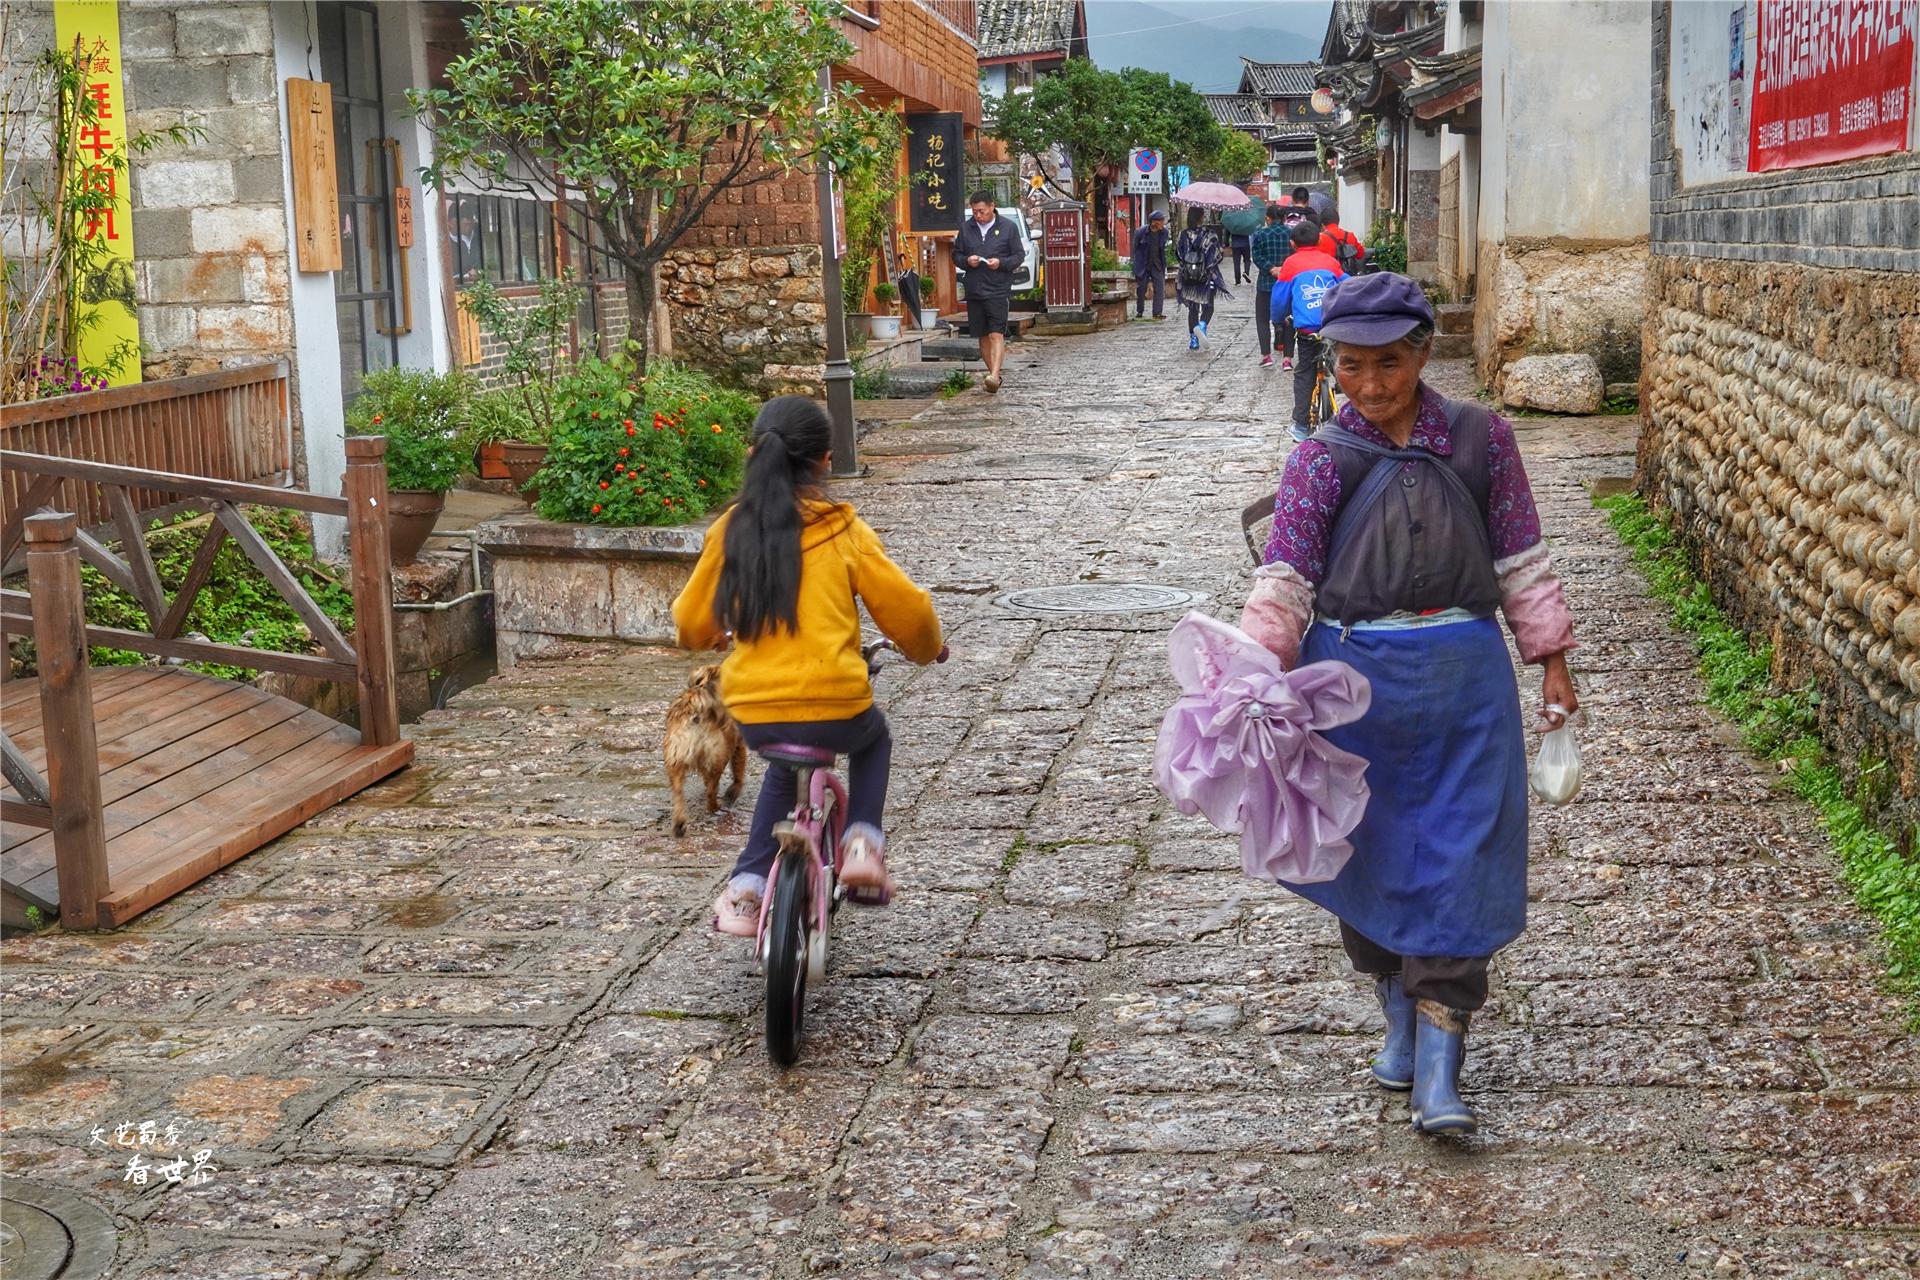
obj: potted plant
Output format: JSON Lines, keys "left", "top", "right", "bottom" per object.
{"left": 346, "top": 368, "right": 471, "bottom": 565}
{"left": 464, "top": 389, "right": 550, "bottom": 502}
{"left": 868, "top": 280, "right": 901, "bottom": 339}
{"left": 457, "top": 277, "right": 581, "bottom": 501}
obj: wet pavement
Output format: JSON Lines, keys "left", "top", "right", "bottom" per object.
{"left": 4, "top": 292, "right": 1917, "bottom": 1279}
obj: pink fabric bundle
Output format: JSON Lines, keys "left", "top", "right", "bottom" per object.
{"left": 1152, "top": 612, "right": 1373, "bottom": 885}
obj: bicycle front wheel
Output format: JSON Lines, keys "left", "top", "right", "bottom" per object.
{"left": 763, "top": 846, "right": 811, "bottom": 1067}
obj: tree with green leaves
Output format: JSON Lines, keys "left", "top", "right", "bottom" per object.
{"left": 989, "top": 59, "right": 1219, "bottom": 214}
{"left": 412, "top": 0, "right": 896, "bottom": 370}
{"left": 1206, "top": 129, "right": 1270, "bottom": 185}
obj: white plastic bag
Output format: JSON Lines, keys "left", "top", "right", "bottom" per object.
{"left": 1529, "top": 705, "right": 1583, "bottom": 805}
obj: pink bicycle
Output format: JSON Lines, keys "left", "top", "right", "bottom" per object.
{"left": 753, "top": 639, "right": 925, "bottom": 1066}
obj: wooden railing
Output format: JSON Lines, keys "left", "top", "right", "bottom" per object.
{"left": 0, "top": 361, "right": 291, "bottom": 534}
{"left": 0, "top": 439, "right": 397, "bottom": 927}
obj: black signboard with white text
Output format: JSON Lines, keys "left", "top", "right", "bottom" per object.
{"left": 906, "top": 112, "right": 964, "bottom": 232}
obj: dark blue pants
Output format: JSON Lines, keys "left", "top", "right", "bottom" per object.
{"left": 731, "top": 708, "right": 891, "bottom": 881}
{"left": 1134, "top": 273, "right": 1164, "bottom": 317}
{"left": 1254, "top": 284, "right": 1285, "bottom": 357}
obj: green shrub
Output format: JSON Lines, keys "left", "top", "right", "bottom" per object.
{"left": 533, "top": 358, "right": 753, "bottom": 526}
{"left": 1367, "top": 211, "right": 1408, "bottom": 276}
{"left": 5, "top": 508, "right": 356, "bottom": 683}
{"left": 1090, "top": 242, "right": 1122, "bottom": 274}
{"left": 345, "top": 368, "right": 471, "bottom": 494}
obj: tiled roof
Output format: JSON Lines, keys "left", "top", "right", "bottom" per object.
{"left": 977, "top": 0, "right": 1079, "bottom": 60}
{"left": 1205, "top": 94, "right": 1269, "bottom": 129}
{"left": 1240, "top": 59, "right": 1319, "bottom": 97}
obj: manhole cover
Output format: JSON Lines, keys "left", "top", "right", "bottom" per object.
{"left": 861, "top": 441, "right": 977, "bottom": 458}
{"left": 1133, "top": 437, "right": 1260, "bottom": 453}
{"left": 994, "top": 583, "right": 1209, "bottom": 616}
{"left": 0, "top": 1183, "right": 115, "bottom": 1280}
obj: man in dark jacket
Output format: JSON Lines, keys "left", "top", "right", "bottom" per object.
{"left": 951, "top": 190, "right": 1025, "bottom": 392}
{"left": 1130, "top": 209, "right": 1168, "bottom": 320}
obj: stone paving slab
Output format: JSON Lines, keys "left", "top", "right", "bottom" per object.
{"left": 4, "top": 295, "right": 1916, "bottom": 1278}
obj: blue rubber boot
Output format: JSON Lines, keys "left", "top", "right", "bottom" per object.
{"left": 1409, "top": 1000, "right": 1476, "bottom": 1135}
{"left": 1188, "top": 332, "right": 1200, "bottom": 350}
{"left": 1371, "top": 975, "right": 1415, "bottom": 1090}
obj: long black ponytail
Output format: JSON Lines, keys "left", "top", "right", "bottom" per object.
{"left": 716, "top": 395, "right": 832, "bottom": 640}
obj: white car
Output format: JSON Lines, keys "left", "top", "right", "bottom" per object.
{"left": 957, "top": 206, "right": 1042, "bottom": 296}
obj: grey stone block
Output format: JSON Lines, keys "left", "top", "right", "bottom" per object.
{"left": 141, "top": 254, "right": 246, "bottom": 304}
{"left": 227, "top": 55, "right": 276, "bottom": 106}
{"left": 127, "top": 59, "right": 231, "bottom": 110}
{"left": 232, "top": 154, "right": 286, "bottom": 204}
{"left": 120, "top": 9, "right": 177, "bottom": 58}
{"left": 130, "top": 207, "right": 195, "bottom": 258}
{"left": 175, "top": 6, "right": 273, "bottom": 57}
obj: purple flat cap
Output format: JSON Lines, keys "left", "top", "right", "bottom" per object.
{"left": 1319, "top": 272, "right": 1435, "bottom": 346}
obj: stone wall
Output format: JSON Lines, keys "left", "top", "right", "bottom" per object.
{"left": 1642, "top": 3, "right": 1920, "bottom": 837}
{"left": 1474, "top": 238, "right": 1649, "bottom": 389}
{"left": 659, "top": 245, "right": 826, "bottom": 396}
{"left": 1, "top": 1, "right": 291, "bottom": 383}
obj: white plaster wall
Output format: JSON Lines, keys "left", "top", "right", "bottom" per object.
{"left": 1478, "top": 0, "right": 1511, "bottom": 245}
{"left": 1408, "top": 124, "right": 1443, "bottom": 170}
{"left": 1338, "top": 176, "right": 1374, "bottom": 241}
{"left": 1498, "top": 0, "right": 1650, "bottom": 240}
{"left": 271, "top": 1, "right": 346, "bottom": 555}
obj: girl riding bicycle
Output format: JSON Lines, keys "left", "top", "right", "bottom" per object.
{"left": 671, "top": 396, "right": 946, "bottom": 937}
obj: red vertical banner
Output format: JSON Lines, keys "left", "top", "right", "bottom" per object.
{"left": 1749, "top": 0, "right": 1918, "bottom": 172}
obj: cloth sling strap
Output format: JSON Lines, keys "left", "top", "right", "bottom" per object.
{"left": 1316, "top": 399, "right": 1496, "bottom": 586}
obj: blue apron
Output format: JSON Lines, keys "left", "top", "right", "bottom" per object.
{"left": 1288, "top": 614, "right": 1528, "bottom": 956}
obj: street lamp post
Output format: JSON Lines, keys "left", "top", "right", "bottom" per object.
{"left": 816, "top": 66, "right": 860, "bottom": 477}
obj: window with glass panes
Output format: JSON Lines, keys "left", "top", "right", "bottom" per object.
{"left": 317, "top": 1, "right": 399, "bottom": 400}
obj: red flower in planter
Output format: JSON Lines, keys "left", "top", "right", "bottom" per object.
{"left": 591, "top": 503, "right": 602, "bottom": 514}
{"left": 618, "top": 447, "right": 630, "bottom": 456}
{"left": 591, "top": 411, "right": 601, "bottom": 419}
{"left": 626, "top": 425, "right": 636, "bottom": 436}
{"left": 599, "top": 481, "right": 610, "bottom": 490}
{"left": 614, "top": 463, "right": 625, "bottom": 473}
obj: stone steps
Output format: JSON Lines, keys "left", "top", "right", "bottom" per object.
{"left": 1433, "top": 332, "right": 1473, "bottom": 360}
{"left": 1435, "top": 302, "right": 1474, "bottom": 335}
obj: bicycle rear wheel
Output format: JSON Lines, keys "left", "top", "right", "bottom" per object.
{"left": 763, "top": 844, "right": 811, "bottom": 1067}
{"left": 1313, "top": 368, "right": 1337, "bottom": 426}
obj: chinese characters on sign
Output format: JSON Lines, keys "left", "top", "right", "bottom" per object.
{"left": 87, "top": 1119, "right": 218, "bottom": 1187}
{"left": 52, "top": 0, "right": 140, "bottom": 386}
{"left": 907, "top": 112, "right": 964, "bottom": 233}
{"left": 1749, "top": 0, "right": 1917, "bottom": 172}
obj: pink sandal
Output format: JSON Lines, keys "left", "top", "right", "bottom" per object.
{"left": 838, "top": 824, "right": 893, "bottom": 907}
{"left": 712, "top": 884, "right": 761, "bottom": 936}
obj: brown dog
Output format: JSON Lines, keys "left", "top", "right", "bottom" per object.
{"left": 664, "top": 664, "right": 746, "bottom": 837}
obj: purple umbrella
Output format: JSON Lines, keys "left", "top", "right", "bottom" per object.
{"left": 1152, "top": 612, "right": 1372, "bottom": 885}
{"left": 1168, "top": 181, "right": 1254, "bottom": 212}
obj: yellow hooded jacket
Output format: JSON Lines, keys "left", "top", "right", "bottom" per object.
{"left": 671, "top": 502, "right": 943, "bottom": 724}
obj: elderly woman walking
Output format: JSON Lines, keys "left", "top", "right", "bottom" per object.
{"left": 1240, "top": 273, "right": 1579, "bottom": 1135}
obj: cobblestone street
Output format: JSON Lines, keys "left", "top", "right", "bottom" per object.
{"left": 4, "top": 295, "right": 1917, "bottom": 1279}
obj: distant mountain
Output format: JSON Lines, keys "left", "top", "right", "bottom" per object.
{"left": 1083, "top": 0, "right": 1331, "bottom": 92}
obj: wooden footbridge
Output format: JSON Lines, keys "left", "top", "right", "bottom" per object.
{"left": 1, "top": 364, "right": 413, "bottom": 928}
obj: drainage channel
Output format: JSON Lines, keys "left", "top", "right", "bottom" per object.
{"left": 1, "top": 1183, "right": 116, "bottom": 1280}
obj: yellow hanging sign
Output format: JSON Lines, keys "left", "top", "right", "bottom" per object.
{"left": 53, "top": 0, "right": 141, "bottom": 387}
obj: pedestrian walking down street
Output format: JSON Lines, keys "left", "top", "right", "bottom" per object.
{"left": 950, "top": 191, "right": 1025, "bottom": 393}
{"left": 1270, "top": 222, "right": 1346, "bottom": 441}
{"left": 1175, "top": 209, "right": 1230, "bottom": 350}
{"left": 1250, "top": 202, "right": 1293, "bottom": 368}
{"left": 671, "top": 398, "right": 947, "bottom": 937}
{"left": 1240, "top": 273, "right": 1580, "bottom": 1137}
{"left": 1229, "top": 224, "right": 1253, "bottom": 285}
{"left": 1131, "top": 210, "right": 1168, "bottom": 320}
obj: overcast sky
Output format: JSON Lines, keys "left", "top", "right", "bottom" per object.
{"left": 1082, "top": 1, "right": 1333, "bottom": 93}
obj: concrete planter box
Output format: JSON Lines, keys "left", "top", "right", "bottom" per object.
{"left": 474, "top": 512, "right": 713, "bottom": 667}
